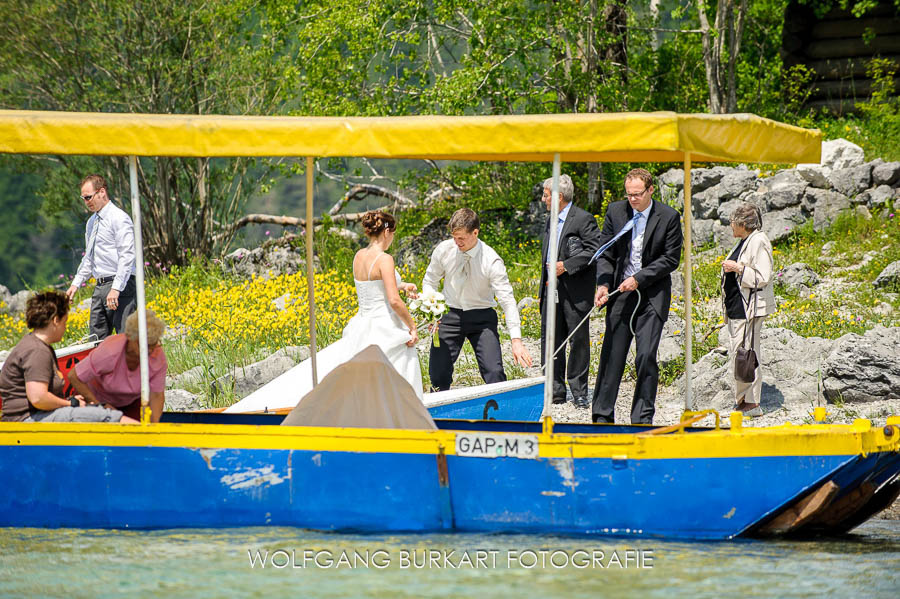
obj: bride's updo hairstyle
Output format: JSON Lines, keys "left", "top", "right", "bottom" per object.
{"left": 361, "top": 210, "right": 396, "bottom": 238}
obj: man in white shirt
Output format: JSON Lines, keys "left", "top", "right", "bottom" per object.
{"left": 65, "top": 175, "right": 137, "bottom": 340}
{"left": 422, "top": 208, "right": 532, "bottom": 391}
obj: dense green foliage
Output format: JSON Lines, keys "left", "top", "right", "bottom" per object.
{"left": 0, "top": 0, "right": 898, "bottom": 292}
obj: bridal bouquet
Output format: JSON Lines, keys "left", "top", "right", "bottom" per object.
{"left": 408, "top": 288, "right": 447, "bottom": 346}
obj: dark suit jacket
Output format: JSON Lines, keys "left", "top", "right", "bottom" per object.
{"left": 539, "top": 203, "right": 602, "bottom": 314}
{"left": 595, "top": 199, "right": 683, "bottom": 321}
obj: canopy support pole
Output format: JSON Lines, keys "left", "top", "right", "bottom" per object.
{"left": 682, "top": 153, "right": 693, "bottom": 412}
{"left": 306, "top": 156, "right": 318, "bottom": 388}
{"left": 128, "top": 156, "right": 151, "bottom": 424}
{"left": 541, "top": 154, "right": 561, "bottom": 434}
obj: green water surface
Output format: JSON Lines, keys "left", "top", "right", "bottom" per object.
{"left": 1, "top": 521, "right": 898, "bottom": 598}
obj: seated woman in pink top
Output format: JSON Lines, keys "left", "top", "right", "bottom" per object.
{"left": 68, "top": 310, "right": 168, "bottom": 422}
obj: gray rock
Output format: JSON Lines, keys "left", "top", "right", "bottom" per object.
{"left": 719, "top": 171, "right": 758, "bottom": 199}
{"left": 272, "top": 293, "right": 291, "bottom": 311}
{"left": 873, "top": 302, "right": 894, "bottom": 316}
{"left": 764, "top": 206, "right": 805, "bottom": 242}
{"left": 671, "top": 269, "right": 684, "bottom": 297}
{"left": 517, "top": 296, "right": 538, "bottom": 312}
{"left": 795, "top": 164, "right": 831, "bottom": 188}
{"left": 691, "top": 187, "right": 720, "bottom": 219}
{"left": 394, "top": 216, "right": 448, "bottom": 269}
{"left": 776, "top": 263, "right": 819, "bottom": 295}
{"left": 872, "top": 161, "right": 900, "bottom": 186}
{"left": 717, "top": 198, "right": 744, "bottom": 225}
{"left": 76, "top": 298, "right": 92, "bottom": 313}
{"left": 657, "top": 314, "right": 686, "bottom": 367}
{"left": 822, "top": 241, "right": 835, "bottom": 254}
{"left": 855, "top": 205, "right": 872, "bottom": 220}
{"left": 7, "top": 290, "right": 32, "bottom": 314}
{"left": 165, "top": 389, "right": 204, "bottom": 412}
{"left": 167, "top": 365, "right": 206, "bottom": 390}
{"left": 684, "top": 327, "right": 834, "bottom": 413}
{"left": 211, "top": 345, "right": 310, "bottom": 399}
{"left": 759, "top": 170, "right": 807, "bottom": 210}
{"left": 820, "top": 138, "right": 865, "bottom": 172}
{"left": 874, "top": 260, "right": 900, "bottom": 290}
{"left": 0, "top": 349, "right": 9, "bottom": 364}
{"left": 222, "top": 244, "right": 309, "bottom": 279}
{"left": 823, "top": 326, "right": 900, "bottom": 403}
{"left": 690, "top": 167, "right": 730, "bottom": 192}
{"left": 867, "top": 184, "right": 895, "bottom": 208}
{"left": 690, "top": 218, "right": 718, "bottom": 246}
{"left": 828, "top": 164, "right": 872, "bottom": 197}
{"left": 811, "top": 190, "right": 852, "bottom": 231}
{"left": 658, "top": 169, "right": 683, "bottom": 203}
{"left": 0, "top": 284, "right": 11, "bottom": 311}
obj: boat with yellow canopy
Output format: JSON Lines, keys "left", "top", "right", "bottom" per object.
{"left": 0, "top": 110, "right": 897, "bottom": 538}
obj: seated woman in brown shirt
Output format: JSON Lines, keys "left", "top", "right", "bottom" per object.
{"left": 0, "top": 290, "right": 136, "bottom": 423}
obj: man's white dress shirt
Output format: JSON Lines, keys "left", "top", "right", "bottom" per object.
{"left": 423, "top": 239, "right": 522, "bottom": 339}
{"left": 72, "top": 201, "right": 137, "bottom": 292}
{"left": 623, "top": 202, "right": 653, "bottom": 279}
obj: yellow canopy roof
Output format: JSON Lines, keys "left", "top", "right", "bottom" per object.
{"left": 0, "top": 110, "right": 820, "bottom": 164}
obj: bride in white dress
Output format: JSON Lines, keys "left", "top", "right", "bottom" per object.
{"left": 225, "top": 211, "right": 423, "bottom": 413}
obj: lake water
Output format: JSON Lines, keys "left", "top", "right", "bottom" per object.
{"left": 2, "top": 521, "right": 899, "bottom": 598}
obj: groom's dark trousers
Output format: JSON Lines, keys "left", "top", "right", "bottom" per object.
{"left": 429, "top": 307, "right": 505, "bottom": 391}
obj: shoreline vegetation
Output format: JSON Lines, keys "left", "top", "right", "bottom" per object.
{"left": 2, "top": 191, "right": 897, "bottom": 421}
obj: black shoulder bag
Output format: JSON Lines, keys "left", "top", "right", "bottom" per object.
{"left": 734, "top": 267, "right": 760, "bottom": 384}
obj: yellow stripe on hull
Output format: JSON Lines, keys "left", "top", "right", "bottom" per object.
{"left": 0, "top": 420, "right": 897, "bottom": 460}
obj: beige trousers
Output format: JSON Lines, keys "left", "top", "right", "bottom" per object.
{"left": 726, "top": 316, "right": 765, "bottom": 406}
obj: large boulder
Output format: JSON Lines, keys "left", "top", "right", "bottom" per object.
{"left": 0, "top": 284, "right": 12, "bottom": 311}
{"left": 822, "top": 326, "right": 900, "bottom": 403}
{"left": 165, "top": 389, "right": 204, "bottom": 412}
{"left": 223, "top": 244, "right": 309, "bottom": 279}
{"left": 828, "top": 164, "right": 873, "bottom": 198}
{"left": 683, "top": 327, "right": 834, "bottom": 413}
{"left": 872, "top": 161, "right": 900, "bottom": 186}
{"left": 776, "top": 263, "right": 819, "bottom": 295}
{"left": 863, "top": 184, "right": 895, "bottom": 208}
{"left": 810, "top": 189, "right": 852, "bottom": 231}
{"left": 763, "top": 206, "right": 805, "bottom": 242}
{"left": 6, "top": 290, "right": 32, "bottom": 315}
{"left": 795, "top": 164, "right": 831, "bottom": 189}
{"left": 211, "top": 345, "right": 310, "bottom": 399}
{"left": 874, "top": 260, "right": 900, "bottom": 290}
{"left": 758, "top": 170, "right": 807, "bottom": 210}
{"left": 820, "top": 138, "right": 865, "bottom": 172}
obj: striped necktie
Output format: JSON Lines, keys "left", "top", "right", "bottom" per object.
{"left": 589, "top": 211, "right": 642, "bottom": 264}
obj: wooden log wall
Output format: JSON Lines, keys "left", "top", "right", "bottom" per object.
{"left": 782, "top": 0, "right": 900, "bottom": 114}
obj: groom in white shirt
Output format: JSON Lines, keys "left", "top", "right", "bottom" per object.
{"left": 422, "top": 208, "right": 532, "bottom": 391}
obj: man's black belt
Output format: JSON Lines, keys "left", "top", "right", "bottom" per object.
{"left": 96, "top": 275, "right": 124, "bottom": 285}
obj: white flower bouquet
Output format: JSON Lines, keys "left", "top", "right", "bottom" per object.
{"left": 408, "top": 288, "right": 447, "bottom": 346}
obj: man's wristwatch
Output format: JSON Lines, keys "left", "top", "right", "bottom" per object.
{"left": 68, "top": 396, "right": 79, "bottom": 407}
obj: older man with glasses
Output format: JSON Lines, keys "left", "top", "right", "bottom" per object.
{"left": 591, "top": 168, "right": 683, "bottom": 425}
{"left": 66, "top": 174, "right": 137, "bottom": 340}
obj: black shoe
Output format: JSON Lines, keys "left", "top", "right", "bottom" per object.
{"left": 552, "top": 397, "right": 567, "bottom": 404}
{"left": 573, "top": 396, "right": 590, "bottom": 409}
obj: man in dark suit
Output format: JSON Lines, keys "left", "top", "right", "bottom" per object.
{"left": 592, "top": 168, "right": 683, "bottom": 424}
{"left": 539, "top": 174, "right": 602, "bottom": 408}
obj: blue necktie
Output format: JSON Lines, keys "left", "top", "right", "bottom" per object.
{"left": 589, "top": 212, "right": 641, "bottom": 264}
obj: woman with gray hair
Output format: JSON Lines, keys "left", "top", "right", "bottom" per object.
{"left": 721, "top": 202, "right": 776, "bottom": 417}
{"left": 68, "top": 310, "right": 168, "bottom": 422}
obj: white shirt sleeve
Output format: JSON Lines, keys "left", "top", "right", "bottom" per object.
{"left": 112, "top": 213, "right": 137, "bottom": 291}
{"left": 422, "top": 243, "right": 446, "bottom": 295}
{"left": 487, "top": 255, "right": 522, "bottom": 339}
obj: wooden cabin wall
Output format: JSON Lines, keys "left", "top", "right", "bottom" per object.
{"left": 782, "top": 0, "right": 900, "bottom": 114}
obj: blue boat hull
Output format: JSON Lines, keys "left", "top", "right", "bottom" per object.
{"left": 0, "top": 443, "right": 858, "bottom": 539}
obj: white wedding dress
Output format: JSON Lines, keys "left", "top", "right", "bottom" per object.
{"left": 225, "top": 257, "right": 423, "bottom": 413}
